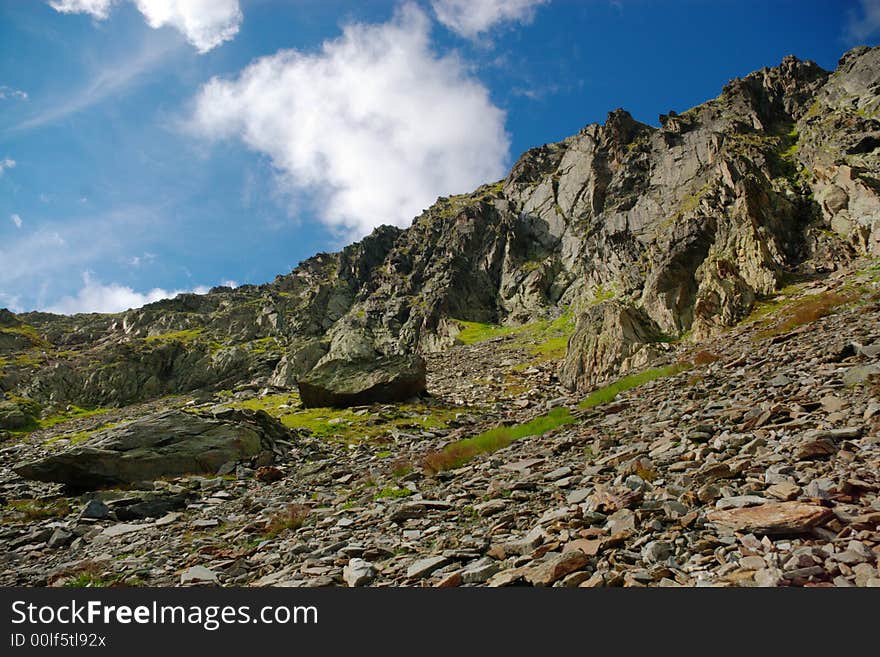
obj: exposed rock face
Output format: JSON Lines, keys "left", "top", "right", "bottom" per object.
{"left": 1, "top": 47, "right": 878, "bottom": 409}
{"left": 560, "top": 302, "right": 667, "bottom": 391}
{"left": 297, "top": 355, "right": 427, "bottom": 408}
{"left": 12, "top": 408, "right": 291, "bottom": 489}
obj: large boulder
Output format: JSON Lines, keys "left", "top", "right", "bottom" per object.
{"left": 0, "top": 398, "right": 39, "bottom": 431}
{"left": 297, "top": 355, "right": 427, "bottom": 408}
{"left": 13, "top": 408, "right": 290, "bottom": 489}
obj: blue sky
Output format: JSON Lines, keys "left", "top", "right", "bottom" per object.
{"left": 1, "top": 0, "right": 878, "bottom": 314}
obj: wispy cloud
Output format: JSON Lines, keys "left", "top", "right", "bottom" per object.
{"left": 846, "top": 0, "right": 880, "bottom": 42}
{"left": 11, "top": 38, "right": 177, "bottom": 132}
{"left": 10, "top": 214, "right": 23, "bottom": 229}
{"left": 0, "top": 158, "right": 15, "bottom": 175}
{"left": 0, "top": 86, "right": 28, "bottom": 101}
{"left": 0, "top": 205, "right": 160, "bottom": 291}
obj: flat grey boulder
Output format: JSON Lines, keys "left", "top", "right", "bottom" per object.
{"left": 296, "top": 354, "right": 427, "bottom": 408}
{"left": 13, "top": 408, "right": 289, "bottom": 489}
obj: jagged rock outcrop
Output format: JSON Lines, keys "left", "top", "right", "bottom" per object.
{"left": 12, "top": 408, "right": 291, "bottom": 489}
{"left": 1, "top": 46, "right": 879, "bottom": 409}
{"left": 560, "top": 302, "right": 668, "bottom": 390}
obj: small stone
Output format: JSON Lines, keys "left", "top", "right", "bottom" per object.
{"left": 739, "top": 556, "right": 766, "bottom": 571}
{"left": 606, "top": 508, "right": 636, "bottom": 534}
{"left": 80, "top": 499, "right": 112, "bottom": 520}
{"left": 820, "top": 395, "right": 846, "bottom": 412}
{"left": 434, "top": 571, "right": 462, "bottom": 588}
{"left": 98, "top": 523, "right": 146, "bottom": 539}
{"left": 804, "top": 479, "right": 836, "bottom": 499}
{"left": 343, "top": 558, "right": 375, "bottom": 587}
{"left": 192, "top": 518, "right": 219, "bottom": 528}
{"left": 715, "top": 495, "right": 769, "bottom": 510}
{"left": 641, "top": 540, "right": 673, "bottom": 564}
{"left": 487, "top": 566, "right": 530, "bottom": 587}
{"left": 765, "top": 482, "right": 801, "bottom": 501}
{"left": 560, "top": 570, "right": 594, "bottom": 587}
{"left": 155, "top": 512, "right": 182, "bottom": 527}
{"left": 563, "top": 539, "right": 602, "bottom": 557}
{"left": 754, "top": 567, "right": 784, "bottom": 587}
{"left": 579, "top": 572, "right": 605, "bottom": 588}
{"left": 794, "top": 438, "right": 837, "bottom": 460}
{"left": 566, "top": 488, "right": 592, "bottom": 505}
{"left": 768, "top": 374, "right": 791, "bottom": 387}
{"left": 833, "top": 550, "right": 867, "bottom": 565}
{"left": 545, "top": 466, "right": 573, "bottom": 481}
{"left": 407, "top": 555, "right": 450, "bottom": 580}
{"left": 47, "top": 528, "right": 74, "bottom": 549}
{"left": 180, "top": 565, "right": 218, "bottom": 586}
{"left": 843, "top": 363, "right": 880, "bottom": 386}
{"left": 460, "top": 558, "right": 499, "bottom": 584}
{"left": 526, "top": 551, "right": 590, "bottom": 586}
{"left": 474, "top": 500, "right": 506, "bottom": 517}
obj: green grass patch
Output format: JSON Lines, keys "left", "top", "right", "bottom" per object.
{"left": 4, "top": 498, "right": 71, "bottom": 523}
{"left": 63, "top": 573, "right": 119, "bottom": 588}
{"left": 454, "top": 320, "right": 518, "bottom": 344}
{"left": 579, "top": 362, "right": 693, "bottom": 410}
{"left": 374, "top": 487, "right": 413, "bottom": 500}
{"left": 228, "top": 393, "right": 462, "bottom": 443}
{"left": 46, "top": 421, "right": 119, "bottom": 446}
{"left": 453, "top": 311, "right": 576, "bottom": 362}
{"left": 144, "top": 328, "right": 204, "bottom": 345}
{"left": 247, "top": 336, "right": 280, "bottom": 354}
{"left": 40, "top": 406, "right": 109, "bottom": 430}
{"left": 0, "top": 325, "right": 51, "bottom": 348}
{"left": 422, "top": 406, "right": 575, "bottom": 473}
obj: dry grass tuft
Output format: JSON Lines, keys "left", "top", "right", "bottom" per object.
{"left": 758, "top": 290, "right": 854, "bottom": 338}
{"left": 692, "top": 350, "right": 721, "bottom": 365}
{"left": 263, "top": 504, "right": 310, "bottom": 537}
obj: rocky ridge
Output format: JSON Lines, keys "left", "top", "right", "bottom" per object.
{"left": 1, "top": 47, "right": 878, "bottom": 420}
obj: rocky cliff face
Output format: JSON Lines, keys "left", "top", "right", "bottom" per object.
{"left": 2, "top": 47, "right": 879, "bottom": 418}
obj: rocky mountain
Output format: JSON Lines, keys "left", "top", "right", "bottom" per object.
{"left": 0, "top": 47, "right": 878, "bottom": 588}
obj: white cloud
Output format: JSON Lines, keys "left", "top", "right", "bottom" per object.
{"left": 134, "top": 0, "right": 242, "bottom": 54}
{"left": 47, "top": 0, "right": 241, "bottom": 53}
{"left": 847, "top": 0, "right": 880, "bottom": 42}
{"left": 127, "top": 252, "right": 157, "bottom": 267}
{"left": 190, "top": 4, "right": 509, "bottom": 237}
{"left": 46, "top": 272, "right": 209, "bottom": 314}
{"left": 0, "top": 86, "right": 28, "bottom": 101}
{"left": 49, "top": 0, "right": 117, "bottom": 20}
{"left": 10, "top": 214, "right": 23, "bottom": 229}
{"left": 0, "top": 158, "right": 15, "bottom": 175}
{"left": 431, "top": 0, "right": 549, "bottom": 39}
